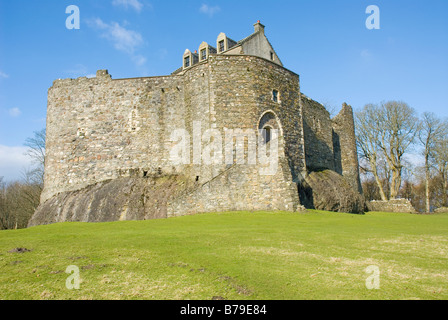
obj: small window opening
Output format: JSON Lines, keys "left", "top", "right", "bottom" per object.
{"left": 195, "top": 176, "right": 200, "bottom": 182}
{"left": 184, "top": 56, "right": 190, "bottom": 68}
{"left": 263, "top": 127, "right": 272, "bottom": 144}
{"left": 272, "top": 90, "right": 279, "bottom": 103}
{"left": 218, "top": 40, "right": 225, "bottom": 52}
{"left": 270, "top": 51, "right": 274, "bottom": 61}
{"left": 143, "top": 171, "right": 148, "bottom": 177}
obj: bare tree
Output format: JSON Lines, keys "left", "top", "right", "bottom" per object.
{"left": 0, "top": 177, "right": 6, "bottom": 228}
{"left": 432, "top": 132, "right": 448, "bottom": 207}
{"left": 0, "top": 172, "right": 42, "bottom": 230}
{"left": 355, "top": 101, "right": 419, "bottom": 200}
{"left": 24, "top": 128, "right": 46, "bottom": 186}
{"left": 355, "top": 104, "right": 388, "bottom": 200}
{"left": 378, "top": 101, "right": 419, "bottom": 199}
{"left": 418, "top": 113, "right": 448, "bottom": 212}
{"left": 0, "top": 129, "right": 46, "bottom": 229}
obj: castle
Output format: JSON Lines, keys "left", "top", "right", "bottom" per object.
{"left": 28, "top": 22, "right": 364, "bottom": 226}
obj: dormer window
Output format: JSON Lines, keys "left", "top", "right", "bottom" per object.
{"left": 198, "top": 42, "right": 216, "bottom": 63}
{"left": 218, "top": 40, "right": 225, "bottom": 52}
{"left": 184, "top": 56, "right": 190, "bottom": 68}
{"left": 200, "top": 48, "right": 207, "bottom": 60}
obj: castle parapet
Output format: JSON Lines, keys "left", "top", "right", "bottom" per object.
{"left": 96, "top": 69, "right": 112, "bottom": 80}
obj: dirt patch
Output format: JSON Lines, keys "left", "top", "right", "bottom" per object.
{"left": 8, "top": 248, "right": 31, "bottom": 253}
{"left": 68, "top": 256, "right": 88, "bottom": 260}
{"left": 81, "top": 264, "right": 96, "bottom": 270}
{"left": 168, "top": 262, "right": 189, "bottom": 268}
{"left": 219, "top": 275, "right": 253, "bottom": 296}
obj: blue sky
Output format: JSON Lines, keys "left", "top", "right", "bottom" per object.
{"left": 0, "top": 0, "right": 447, "bottom": 181}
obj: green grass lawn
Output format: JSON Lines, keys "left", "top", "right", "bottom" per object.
{"left": 0, "top": 210, "right": 447, "bottom": 300}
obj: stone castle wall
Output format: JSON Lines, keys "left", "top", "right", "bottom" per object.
{"left": 367, "top": 199, "right": 417, "bottom": 213}
{"left": 40, "top": 55, "right": 307, "bottom": 220}
{"left": 32, "top": 51, "right": 365, "bottom": 226}
{"left": 331, "top": 103, "right": 363, "bottom": 194}
{"left": 300, "top": 95, "right": 335, "bottom": 172}
{"left": 42, "top": 70, "right": 186, "bottom": 203}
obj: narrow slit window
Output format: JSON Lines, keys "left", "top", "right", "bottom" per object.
{"left": 272, "top": 90, "right": 279, "bottom": 103}
{"left": 263, "top": 127, "right": 272, "bottom": 144}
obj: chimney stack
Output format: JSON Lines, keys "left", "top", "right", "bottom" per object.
{"left": 254, "top": 20, "right": 265, "bottom": 34}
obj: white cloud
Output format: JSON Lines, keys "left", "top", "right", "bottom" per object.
{"left": 0, "top": 71, "right": 9, "bottom": 78}
{"left": 90, "top": 18, "right": 143, "bottom": 55}
{"left": 8, "top": 107, "right": 21, "bottom": 117}
{"left": 361, "top": 49, "right": 372, "bottom": 60}
{"left": 199, "top": 4, "right": 221, "bottom": 18}
{"left": 88, "top": 18, "right": 147, "bottom": 67}
{"left": 112, "top": 0, "right": 144, "bottom": 13}
{"left": 0, "top": 145, "right": 33, "bottom": 182}
{"left": 132, "top": 54, "right": 147, "bottom": 66}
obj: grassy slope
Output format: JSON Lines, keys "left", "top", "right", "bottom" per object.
{"left": 0, "top": 210, "right": 447, "bottom": 300}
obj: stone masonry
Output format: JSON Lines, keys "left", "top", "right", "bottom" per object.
{"left": 28, "top": 22, "right": 364, "bottom": 226}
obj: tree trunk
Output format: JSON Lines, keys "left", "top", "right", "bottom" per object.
{"left": 425, "top": 154, "right": 431, "bottom": 213}
{"left": 372, "top": 166, "right": 387, "bottom": 201}
{"left": 368, "top": 154, "right": 387, "bottom": 201}
{"left": 390, "top": 166, "right": 402, "bottom": 200}
{"left": 442, "top": 169, "right": 448, "bottom": 207}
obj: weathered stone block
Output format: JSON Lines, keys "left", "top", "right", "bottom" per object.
{"left": 367, "top": 199, "right": 417, "bottom": 213}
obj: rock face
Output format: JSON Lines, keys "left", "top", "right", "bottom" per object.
{"left": 300, "top": 170, "right": 365, "bottom": 214}
{"left": 28, "top": 175, "right": 195, "bottom": 227}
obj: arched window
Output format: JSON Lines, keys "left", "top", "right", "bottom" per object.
{"left": 258, "top": 111, "right": 282, "bottom": 144}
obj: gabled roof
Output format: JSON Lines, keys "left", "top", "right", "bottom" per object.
{"left": 177, "top": 22, "right": 283, "bottom": 72}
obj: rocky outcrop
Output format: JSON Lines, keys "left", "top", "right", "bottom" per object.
{"left": 28, "top": 175, "right": 195, "bottom": 227}
{"left": 299, "top": 170, "right": 365, "bottom": 214}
